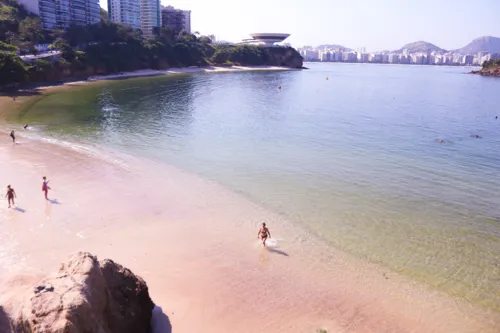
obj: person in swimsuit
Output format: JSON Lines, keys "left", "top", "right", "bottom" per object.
{"left": 10, "top": 130, "right": 15, "bottom": 143}
{"left": 42, "top": 176, "right": 50, "bottom": 200}
{"left": 5, "top": 185, "right": 16, "bottom": 208}
{"left": 257, "top": 223, "right": 271, "bottom": 247}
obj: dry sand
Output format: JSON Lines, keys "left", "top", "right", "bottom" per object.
{"left": 0, "top": 130, "right": 499, "bottom": 333}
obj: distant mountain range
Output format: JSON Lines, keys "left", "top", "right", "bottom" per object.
{"left": 315, "top": 36, "right": 500, "bottom": 54}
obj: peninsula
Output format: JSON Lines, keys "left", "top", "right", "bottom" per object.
{"left": 0, "top": 1, "right": 303, "bottom": 89}
{"left": 471, "top": 59, "right": 500, "bottom": 77}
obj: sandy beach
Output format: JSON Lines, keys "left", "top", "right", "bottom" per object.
{"left": 0, "top": 127, "right": 499, "bottom": 333}
{"left": 1, "top": 68, "right": 500, "bottom": 332}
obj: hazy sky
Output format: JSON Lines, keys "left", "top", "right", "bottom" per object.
{"left": 99, "top": 0, "right": 500, "bottom": 51}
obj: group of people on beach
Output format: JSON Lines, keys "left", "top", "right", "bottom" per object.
{"left": 6, "top": 127, "right": 49, "bottom": 208}
{"left": 5, "top": 177, "right": 50, "bottom": 208}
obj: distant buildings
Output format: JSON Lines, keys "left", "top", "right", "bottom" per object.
{"left": 298, "top": 45, "right": 494, "bottom": 67}
{"left": 108, "top": 0, "right": 141, "bottom": 29}
{"left": 161, "top": 5, "right": 191, "bottom": 34}
{"left": 18, "top": 0, "right": 100, "bottom": 29}
{"left": 141, "top": 0, "right": 161, "bottom": 37}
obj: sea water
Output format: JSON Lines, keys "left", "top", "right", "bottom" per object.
{"left": 12, "top": 63, "right": 500, "bottom": 311}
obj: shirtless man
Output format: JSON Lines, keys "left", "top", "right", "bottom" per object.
{"left": 257, "top": 223, "right": 271, "bottom": 247}
{"left": 5, "top": 185, "right": 16, "bottom": 208}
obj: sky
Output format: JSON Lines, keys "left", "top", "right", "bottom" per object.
{"left": 99, "top": 0, "right": 500, "bottom": 51}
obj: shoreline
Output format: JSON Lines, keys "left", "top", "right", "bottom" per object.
{"left": 0, "top": 65, "right": 294, "bottom": 121}
{"left": 0, "top": 131, "right": 499, "bottom": 332}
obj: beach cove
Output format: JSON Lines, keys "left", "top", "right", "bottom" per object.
{"left": 1, "top": 63, "right": 500, "bottom": 332}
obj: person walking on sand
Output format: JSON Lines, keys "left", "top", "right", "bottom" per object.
{"left": 42, "top": 176, "right": 50, "bottom": 200}
{"left": 10, "top": 130, "right": 15, "bottom": 143}
{"left": 5, "top": 185, "right": 16, "bottom": 208}
{"left": 257, "top": 223, "right": 271, "bottom": 247}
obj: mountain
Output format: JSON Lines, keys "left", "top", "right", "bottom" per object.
{"left": 316, "top": 44, "right": 351, "bottom": 51}
{"left": 394, "top": 41, "right": 446, "bottom": 53}
{"left": 455, "top": 36, "right": 500, "bottom": 54}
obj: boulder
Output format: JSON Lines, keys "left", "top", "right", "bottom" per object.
{"left": 0, "top": 252, "right": 154, "bottom": 333}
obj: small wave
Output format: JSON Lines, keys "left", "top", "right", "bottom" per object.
{"left": 12, "top": 129, "right": 131, "bottom": 172}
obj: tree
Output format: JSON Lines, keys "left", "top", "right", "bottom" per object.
{"left": 0, "top": 51, "right": 28, "bottom": 86}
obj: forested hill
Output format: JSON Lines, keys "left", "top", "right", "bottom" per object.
{"left": 0, "top": 1, "right": 303, "bottom": 88}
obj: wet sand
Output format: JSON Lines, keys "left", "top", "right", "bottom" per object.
{"left": 0, "top": 132, "right": 499, "bottom": 332}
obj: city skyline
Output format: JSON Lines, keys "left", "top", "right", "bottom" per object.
{"left": 96, "top": 0, "right": 500, "bottom": 49}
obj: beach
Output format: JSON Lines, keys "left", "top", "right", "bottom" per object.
{"left": 1, "top": 65, "right": 500, "bottom": 332}
{"left": 0, "top": 130, "right": 499, "bottom": 332}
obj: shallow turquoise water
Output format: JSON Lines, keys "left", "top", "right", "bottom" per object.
{"left": 12, "top": 63, "right": 500, "bottom": 310}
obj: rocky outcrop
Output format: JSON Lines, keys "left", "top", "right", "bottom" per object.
{"left": 471, "top": 66, "right": 500, "bottom": 77}
{"left": 0, "top": 252, "right": 154, "bottom": 333}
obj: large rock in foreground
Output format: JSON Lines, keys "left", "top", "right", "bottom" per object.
{"left": 0, "top": 252, "right": 154, "bottom": 333}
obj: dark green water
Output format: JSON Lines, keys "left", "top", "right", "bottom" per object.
{"left": 9, "top": 64, "right": 500, "bottom": 311}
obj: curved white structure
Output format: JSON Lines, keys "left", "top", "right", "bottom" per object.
{"left": 240, "top": 33, "right": 291, "bottom": 46}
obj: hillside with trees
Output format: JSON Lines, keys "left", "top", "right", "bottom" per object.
{"left": 455, "top": 36, "right": 500, "bottom": 55}
{"left": 0, "top": 1, "right": 303, "bottom": 88}
{"left": 393, "top": 41, "right": 446, "bottom": 53}
{"left": 471, "top": 58, "right": 500, "bottom": 77}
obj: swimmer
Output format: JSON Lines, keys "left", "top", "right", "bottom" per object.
{"left": 24, "top": 124, "right": 28, "bottom": 129}
{"left": 438, "top": 139, "right": 445, "bottom": 143}
{"left": 9, "top": 130, "right": 15, "bottom": 143}
{"left": 277, "top": 84, "right": 281, "bottom": 90}
{"left": 257, "top": 223, "right": 271, "bottom": 247}
{"left": 496, "top": 116, "right": 498, "bottom": 119}
{"left": 5, "top": 185, "right": 16, "bottom": 208}
{"left": 472, "top": 135, "right": 482, "bottom": 139}
{"left": 42, "top": 176, "right": 50, "bottom": 200}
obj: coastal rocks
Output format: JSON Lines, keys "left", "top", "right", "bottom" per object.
{"left": 0, "top": 252, "right": 154, "bottom": 333}
{"left": 471, "top": 66, "right": 500, "bottom": 77}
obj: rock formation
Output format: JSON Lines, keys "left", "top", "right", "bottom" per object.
{"left": 0, "top": 252, "right": 154, "bottom": 333}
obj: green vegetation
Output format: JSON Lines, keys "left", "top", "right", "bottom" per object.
{"left": 482, "top": 59, "right": 500, "bottom": 69}
{"left": 0, "top": 1, "right": 302, "bottom": 88}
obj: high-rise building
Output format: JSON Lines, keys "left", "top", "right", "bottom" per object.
{"left": 18, "top": 0, "right": 100, "bottom": 29}
{"left": 108, "top": 0, "right": 141, "bottom": 29}
{"left": 161, "top": 5, "right": 191, "bottom": 34}
{"left": 141, "top": 0, "right": 160, "bottom": 38}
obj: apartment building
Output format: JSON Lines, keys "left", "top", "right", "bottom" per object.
{"left": 108, "top": 0, "right": 141, "bottom": 29}
{"left": 161, "top": 5, "right": 191, "bottom": 34}
{"left": 140, "top": 0, "right": 160, "bottom": 38}
{"left": 18, "top": 0, "right": 99, "bottom": 30}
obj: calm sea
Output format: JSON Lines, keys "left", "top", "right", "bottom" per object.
{"left": 12, "top": 63, "right": 500, "bottom": 310}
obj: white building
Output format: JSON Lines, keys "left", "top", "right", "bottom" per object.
{"left": 388, "top": 54, "right": 399, "bottom": 63}
{"left": 18, "top": 0, "right": 99, "bottom": 29}
{"left": 141, "top": 0, "right": 160, "bottom": 37}
{"left": 108, "top": 0, "right": 141, "bottom": 29}
{"left": 358, "top": 53, "right": 370, "bottom": 63}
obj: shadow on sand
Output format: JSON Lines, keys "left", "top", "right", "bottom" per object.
{"left": 266, "top": 247, "right": 289, "bottom": 257}
{"left": 151, "top": 305, "right": 172, "bottom": 333}
{"left": 14, "top": 207, "right": 26, "bottom": 213}
{"left": 49, "top": 199, "right": 61, "bottom": 205}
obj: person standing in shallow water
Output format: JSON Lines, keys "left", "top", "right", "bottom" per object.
{"left": 10, "top": 130, "right": 15, "bottom": 143}
{"left": 257, "top": 223, "right": 271, "bottom": 247}
{"left": 5, "top": 185, "right": 16, "bottom": 208}
{"left": 42, "top": 176, "right": 50, "bottom": 200}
